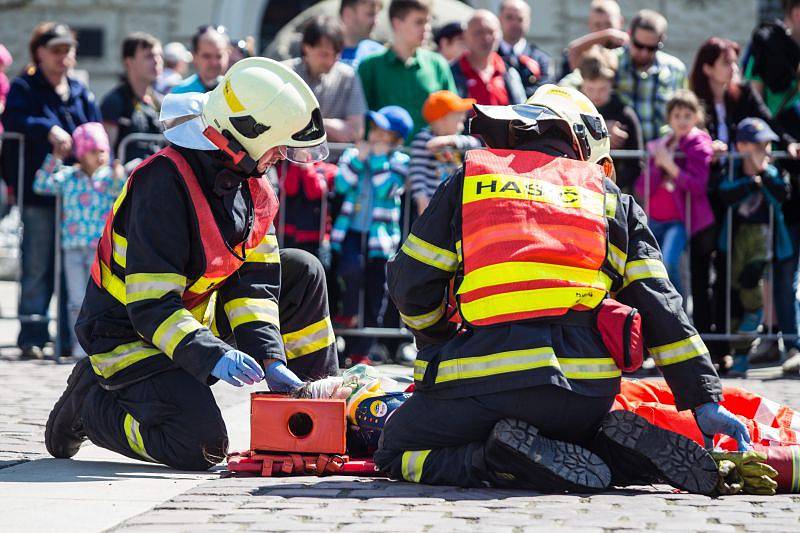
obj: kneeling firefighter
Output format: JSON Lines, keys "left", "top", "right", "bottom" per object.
{"left": 376, "top": 85, "right": 751, "bottom": 493}
{"left": 45, "top": 58, "right": 347, "bottom": 471}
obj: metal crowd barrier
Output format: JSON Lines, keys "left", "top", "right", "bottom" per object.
{"left": 5, "top": 129, "right": 796, "bottom": 356}
{"left": 0, "top": 132, "right": 56, "bottom": 328}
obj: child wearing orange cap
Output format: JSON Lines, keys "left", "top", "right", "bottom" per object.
{"left": 409, "top": 90, "right": 482, "bottom": 215}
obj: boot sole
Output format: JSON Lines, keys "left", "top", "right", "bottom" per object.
{"left": 45, "top": 359, "right": 92, "bottom": 458}
{"left": 492, "top": 419, "right": 611, "bottom": 492}
{"left": 600, "top": 410, "right": 718, "bottom": 494}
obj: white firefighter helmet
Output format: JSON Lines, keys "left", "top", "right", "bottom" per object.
{"left": 470, "top": 84, "right": 612, "bottom": 174}
{"left": 160, "top": 57, "right": 328, "bottom": 166}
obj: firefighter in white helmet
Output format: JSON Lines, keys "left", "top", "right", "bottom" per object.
{"left": 45, "top": 58, "right": 351, "bottom": 470}
{"left": 375, "top": 84, "right": 750, "bottom": 493}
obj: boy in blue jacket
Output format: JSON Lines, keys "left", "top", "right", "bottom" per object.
{"left": 332, "top": 106, "right": 412, "bottom": 365}
{"left": 718, "top": 118, "right": 791, "bottom": 375}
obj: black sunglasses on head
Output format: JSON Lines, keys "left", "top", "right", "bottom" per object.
{"left": 631, "top": 38, "right": 663, "bottom": 53}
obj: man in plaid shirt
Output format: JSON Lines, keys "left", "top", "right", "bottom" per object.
{"left": 614, "top": 9, "right": 687, "bottom": 142}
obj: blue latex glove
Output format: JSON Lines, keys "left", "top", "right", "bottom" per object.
{"left": 694, "top": 402, "right": 752, "bottom": 451}
{"left": 211, "top": 350, "right": 265, "bottom": 387}
{"left": 264, "top": 360, "right": 304, "bottom": 392}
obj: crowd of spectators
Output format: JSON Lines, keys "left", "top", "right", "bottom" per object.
{"left": 2, "top": 0, "right": 800, "bottom": 376}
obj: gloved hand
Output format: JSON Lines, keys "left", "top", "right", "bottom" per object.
{"left": 715, "top": 458, "right": 744, "bottom": 495}
{"left": 711, "top": 451, "right": 778, "bottom": 495}
{"left": 295, "top": 376, "right": 356, "bottom": 399}
{"left": 211, "top": 350, "right": 264, "bottom": 387}
{"left": 694, "top": 402, "right": 752, "bottom": 451}
{"left": 264, "top": 360, "right": 303, "bottom": 393}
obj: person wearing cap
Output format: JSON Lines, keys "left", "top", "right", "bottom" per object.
{"left": 156, "top": 42, "right": 191, "bottom": 95}
{"left": 33, "top": 122, "right": 127, "bottom": 359}
{"left": 44, "top": 58, "right": 352, "bottom": 471}
{"left": 330, "top": 105, "right": 412, "bottom": 365}
{"left": 451, "top": 10, "right": 527, "bottom": 107}
{"left": 1, "top": 22, "right": 101, "bottom": 360}
{"left": 409, "top": 90, "right": 481, "bottom": 215}
{"left": 715, "top": 117, "right": 792, "bottom": 377}
{"left": 171, "top": 25, "right": 229, "bottom": 94}
{"left": 433, "top": 22, "right": 466, "bottom": 64}
{"left": 101, "top": 32, "right": 164, "bottom": 164}
{"left": 375, "top": 84, "right": 750, "bottom": 493}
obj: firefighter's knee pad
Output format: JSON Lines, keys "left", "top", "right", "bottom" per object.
{"left": 739, "top": 260, "right": 766, "bottom": 289}
{"left": 282, "top": 247, "right": 325, "bottom": 288}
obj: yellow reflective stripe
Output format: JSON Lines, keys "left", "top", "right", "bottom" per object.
{"left": 401, "top": 234, "right": 458, "bottom": 272}
{"left": 152, "top": 309, "right": 204, "bottom": 357}
{"left": 100, "top": 262, "right": 127, "bottom": 304}
{"left": 413, "top": 359, "right": 428, "bottom": 381}
{"left": 607, "top": 243, "right": 626, "bottom": 276}
{"left": 400, "top": 303, "right": 445, "bottom": 330}
{"left": 558, "top": 357, "right": 621, "bottom": 379}
{"left": 282, "top": 316, "right": 335, "bottom": 360}
{"left": 89, "top": 340, "right": 161, "bottom": 379}
{"left": 455, "top": 240, "right": 463, "bottom": 263}
{"left": 459, "top": 287, "right": 607, "bottom": 322}
{"left": 605, "top": 193, "right": 618, "bottom": 218}
{"left": 436, "top": 347, "right": 557, "bottom": 384}
{"left": 112, "top": 232, "right": 127, "bottom": 268}
{"left": 123, "top": 413, "right": 154, "bottom": 461}
{"left": 623, "top": 259, "right": 669, "bottom": 288}
{"left": 223, "top": 297, "right": 280, "bottom": 330}
{"left": 187, "top": 276, "right": 227, "bottom": 294}
{"left": 401, "top": 450, "right": 431, "bottom": 483}
{"left": 125, "top": 272, "right": 187, "bottom": 304}
{"left": 649, "top": 334, "right": 708, "bottom": 366}
{"left": 247, "top": 234, "right": 280, "bottom": 264}
{"left": 112, "top": 183, "right": 129, "bottom": 213}
{"left": 463, "top": 173, "right": 605, "bottom": 217}
{"left": 791, "top": 446, "right": 800, "bottom": 493}
{"left": 223, "top": 79, "right": 244, "bottom": 112}
{"left": 458, "top": 261, "right": 611, "bottom": 294}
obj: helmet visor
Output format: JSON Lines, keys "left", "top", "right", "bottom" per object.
{"left": 279, "top": 142, "right": 329, "bottom": 163}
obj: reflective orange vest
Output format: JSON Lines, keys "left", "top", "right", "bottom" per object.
{"left": 90, "top": 147, "right": 279, "bottom": 316}
{"left": 457, "top": 148, "right": 612, "bottom": 327}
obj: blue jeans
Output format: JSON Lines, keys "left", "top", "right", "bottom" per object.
{"left": 18, "top": 205, "right": 71, "bottom": 352}
{"left": 774, "top": 224, "right": 800, "bottom": 350}
{"left": 63, "top": 246, "right": 94, "bottom": 357}
{"left": 648, "top": 219, "right": 687, "bottom": 296}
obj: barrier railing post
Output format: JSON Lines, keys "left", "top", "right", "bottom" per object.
{"left": 53, "top": 195, "right": 63, "bottom": 358}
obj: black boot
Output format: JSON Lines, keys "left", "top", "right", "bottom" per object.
{"left": 45, "top": 357, "right": 96, "bottom": 458}
{"left": 484, "top": 418, "right": 611, "bottom": 493}
{"left": 594, "top": 410, "right": 718, "bottom": 494}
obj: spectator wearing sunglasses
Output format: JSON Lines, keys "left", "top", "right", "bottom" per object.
{"left": 614, "top": 9, "right": 687, "bottom": 142}
{"left": 171, "top": 25, "right": 229, "bottom": 94}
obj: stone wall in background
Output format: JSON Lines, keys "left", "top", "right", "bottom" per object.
{"left": 0, "top": 0, "right": 762, "bottom": 100}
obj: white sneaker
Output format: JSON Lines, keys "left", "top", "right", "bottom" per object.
{"left": 782, "top": 348, "right": 800, "bottom": 374}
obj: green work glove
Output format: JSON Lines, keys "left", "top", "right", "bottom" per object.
{"left": 715, "top": 459, "right": 743, "bottom": 495}
{"left": 711, "top": 451, "right": 779, "bottom": 495}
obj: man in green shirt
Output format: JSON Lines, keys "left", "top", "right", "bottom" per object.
{"left": 358, "top": 0, "right": 457, "bottom": 140}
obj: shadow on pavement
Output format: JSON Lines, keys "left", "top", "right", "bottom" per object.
{"left": 0, "top": 457, "right": 211, "bottom": 483}
{"left": 247, "top": 478, "right": 654, "bottom": 500}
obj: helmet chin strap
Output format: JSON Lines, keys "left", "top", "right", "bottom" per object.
{"left": 202, "top": 126, "right": 259, "bottom": 176}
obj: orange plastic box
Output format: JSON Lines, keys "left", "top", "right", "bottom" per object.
{"left": 250, "top": 393, "right": 347, "bottom": 454}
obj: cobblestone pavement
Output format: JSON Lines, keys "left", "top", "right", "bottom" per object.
{"left": 2, "top": 356, "right": 799, "bottom": 532}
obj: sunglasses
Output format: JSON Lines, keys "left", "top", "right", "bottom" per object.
{"left": 631, "top": 38, "right": 663, "bottom": 53}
